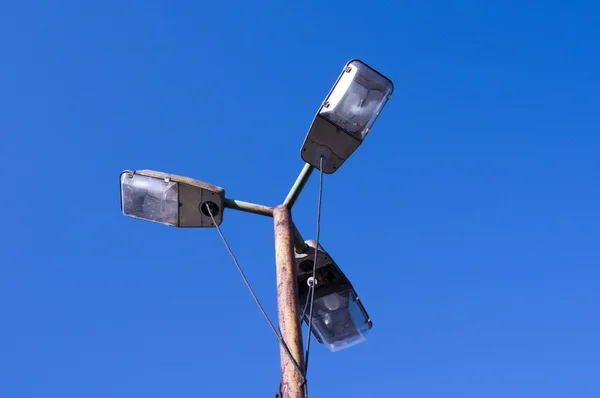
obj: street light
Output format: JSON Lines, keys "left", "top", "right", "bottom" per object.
{"left": 295, "top": 240, "right": 372, "bottom": 352}
{"left": 301, "top": 59, "right": 394, "bottom": 173}
{"left": 119, "top": 58, "right": 393, "bottom": 398}
{"left": 120, "top": 169, "right": 225, "bottom": 227}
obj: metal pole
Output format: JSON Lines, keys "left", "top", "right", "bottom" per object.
{"left": 283, "top": 163, "right": 314, "bottom": 208}
{"left": 273, "top": 205, "right": 305, "bottom": 398}
{"left": 292, "top": 224, "right": 308, "bottom": 254}
{"left": 224, "top": 198, "right": 308, "bottom": 254}
{"left": 224, "top": 198, "right": 274, "bottom": 217}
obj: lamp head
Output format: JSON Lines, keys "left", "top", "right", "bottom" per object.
{"left": 295, "top": 240, "right": 372, "bottom": 352}
{"left": 119, "top": 169, "right": 225, "bottom": 227}
{"left": 301, "top": 59, "right": 394, "bottom": 173}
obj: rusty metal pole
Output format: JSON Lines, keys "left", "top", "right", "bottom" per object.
{"left": 273, "top": 204, "right": 305, "bottom": 398}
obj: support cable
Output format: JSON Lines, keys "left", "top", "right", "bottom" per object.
{"left": 304, "top": 156, "right": 324, "bottom": 375}
{"left": 205, "top": 204, "right": 306, "bottom": 383}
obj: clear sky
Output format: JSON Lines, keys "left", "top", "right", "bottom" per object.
{"left": 2, "top": 1, "right": 599, "bottom": 397}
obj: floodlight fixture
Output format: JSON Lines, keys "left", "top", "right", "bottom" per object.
{"left": 295, "top": 240, "right": 372, "bottom": 352}
{"left": 120, "top": 169, "right": 225, "bottom": 227}
{"left": 301, "top": 59, "right": 394, "bottom": 173}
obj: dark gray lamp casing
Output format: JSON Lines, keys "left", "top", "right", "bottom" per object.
{"left": 295, "top": 240, "right": 372, "bottom": 352}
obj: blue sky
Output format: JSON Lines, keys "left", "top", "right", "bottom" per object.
{"left": 2, "top": 0, "right": 599, "bottom": 397}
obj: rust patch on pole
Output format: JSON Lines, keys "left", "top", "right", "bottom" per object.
{"left": 273, "top": 204, "right": 306, "bottom": 398}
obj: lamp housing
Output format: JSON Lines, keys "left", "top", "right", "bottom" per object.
{"left": 301, "top": 59, "right": 393, "bottom": 173}
{"left": 120, "top": 169, "right": 225, "bottom": 227}
{"left": 295, "top": 240, "right": 372, "bottom": 352}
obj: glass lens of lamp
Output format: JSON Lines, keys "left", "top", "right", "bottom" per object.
{"left": 322, "top": 292, "right": 342, "bottom": 311}
{"left": 319, "top": 60, "right": 393, "bottom": 140}
{"left": 309, "top": 290, "right": 370, "bottom": 352}
{"left": 120, "top": 173, "right": 179, "bottom": 226}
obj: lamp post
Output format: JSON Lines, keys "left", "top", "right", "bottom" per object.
{"left": 119, "top": 59, "right": 393, "bottom": 398}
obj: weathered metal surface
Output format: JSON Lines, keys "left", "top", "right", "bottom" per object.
{"left": 273, "top": 205, "right": 306, "bottom": 398}
{"left": 223, "top": 198, "right": 307, "bottom": 253}
{"left": 223, "top": 198, "right": 273, "bottom": 217}
{"left": 283, "top": 163, "right": 314, "bottom": 208}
